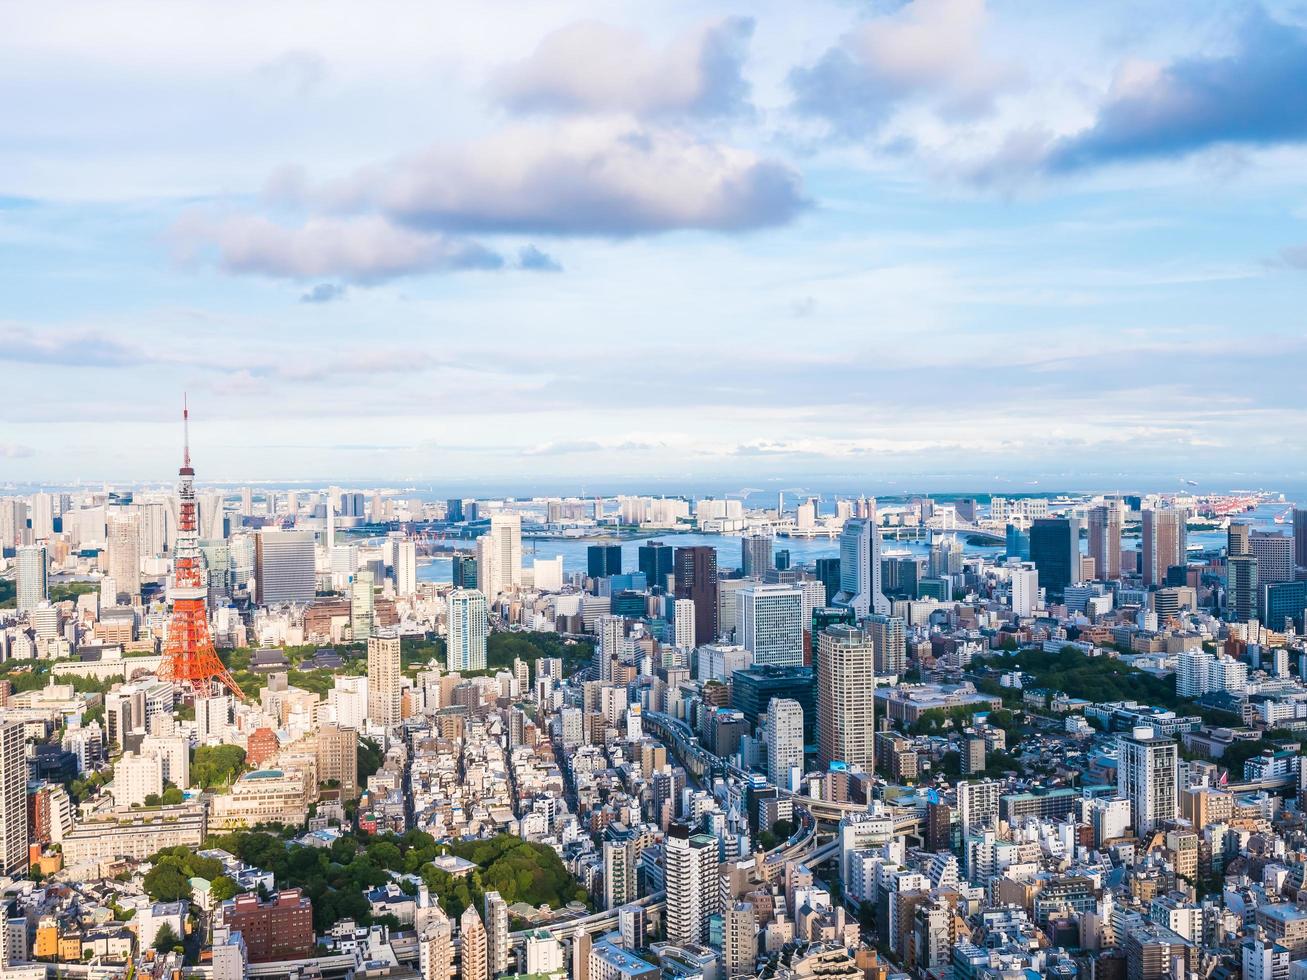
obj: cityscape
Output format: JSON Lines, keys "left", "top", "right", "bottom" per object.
{"left": 7, "top": 2, "right": 1307, "bottom": 980}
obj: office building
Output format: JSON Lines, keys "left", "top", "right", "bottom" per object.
{"left": 731, "top": 666, "right": 816, "bottom": 743}
{"left": 225, "top": 890, "right": 316, "bottom": 964}
{"left": 315, "top": 723, "right": 359, "bottom": 799}
{"left": 0, "top": 722, "right": 27, "bottom": 875}
{"left": 446, "top": 498, "right": 465, "bottom": 523}
{"left": 394, "top": 540, "right": 417, "bottom": 596}
{"left": 834, "top": 515, "right": 889, "bottom": 618}
{"left": 672, "top": 598, "right": 696, "bottom": 649}
{"left": 476, "top": 512, "right": 522, "bottom": 601}
{"left": 1029, "top": 518, "right": 1075, "bottom": 599}
{"left": 446, "top": 589, "right": 489, "bottom": 672}
{"left": 15, "top": 544, "right": 47, "bottom": 613}
{"left": 1118, "top": 726, "right": 1179, "bottom": 836}
{"left": 1088, "top": 504, "right": 1122, "bottom": 579}
{"left": 767, "top": 698, "right": 803, "bottom": 791}
{"left": 1295, "top": 509, "right": 1307, "bottom": 569}
{"left": 664, "top": 822, "right": 720, "bottom": 946}
{"left": 1142, "top": 508, "right": 1186, "bottom": 588}
{"left": 738, "top": 583, "right": 803, "bottom": 668}
{"left": 367, "top": 631, "right": 403, "bottom": 727}
{"left": 1263, "top": 581, "right": 1307, "bottom": 632}
{"left": 741, "top": 534, "right": 773, "bottom": 577}
{"left": 815, "top": 557, "right": 841, "bottom": 605}
{"left": 106, "top": 509, "right": 142, "bottom": 601}
{"left": 254, "top": 529, "right": 315, "bottom": 605}
{"left": 638, "top": 540, "right": 674, "bottom": 591}
{"left": 452, "top": 555, "right": 477, "bottom": 589}
{"left": 815, "top": 624, "right": 876, "bottom": 771}
{"left": 588, "top": 544, "right": 623, "bottom": 579}
{"left": 1005, "top": 524, "right": 1031, "bottom": 561}
{"left": 1251, "top": 531, "right": 1294, "bottom": 585}
{"left": 1228, "top": 555, "right": 1258, "bottom": 623}
{"left": 350, "top": 569, "right": 375, "bottom": 639}
{"left": 674, "top": 546, "right": 719, "bottom": 646}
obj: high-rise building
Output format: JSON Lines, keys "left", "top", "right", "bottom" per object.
{"left": 350, "top": 569, "right": 375, "bottom": 640}
{"left": 587, "top": 544, "right": 623, "bottom": 579}
{"left": 367, "top": 630, "right": 402, "bottom": 727}
{"left": 664, "top": 822, "right": 720, "bottom": 947}
{"left": 866, "top": 614, "right": 906, "bottom": 675}
{"left": 1117, "top": 725, "right": 1179, "bottom": 836}
{"left": 459, "top": 905, "right": 489, "bottom": 980}
{"left": 834, "top": 515, "right": 889, "bottom": 618}
{"left": 446, "top": 498, "right": 465, "bottom": 523}
{"left": 741, "top": 535, "right": 773, "bottom": 577}
{"left": 1029, "top": 518, "right": 1075, "bottom": 599}
{"left": 315, "top": 723, "right": 359, "bottom": 799}
{"left": 254, "top": 529, "right": 315, "bottom": 605}
{"left": 0, "top": 722, "right": 27, "bottom": 875}
{"left": 1229, "top": 522, "right": 1251, "bottom": 558}
{"left": 957, "top": 779, "right": 1000, "bottom": 839}
{"left": 1250, "top": 531, "right": 1294, "bottom": 585}
{"left": 815, "top": 557, "right": 841, "bottom": 605}
{"left": 1263, "top": 581, "right": 1307, "bottom": 632}
{"left": 738, "top": 584, "right": 803, "bottom": 668}
{"left": 1011, "top": 566, "right": 1040, "bottom": 617}
{"left": 1228, "top": 555, "right": 1258, "bottom": 623}
{"left": 1295, "top": 509, "right": 1307, "bottom": 569}
{"left": 815, "top": 624, "right": 876, "bottom": 771}
{"left": 419, "top": 911, "right": 453, "bottom": 980}
{"left": 1087, "top": 505, "right": 1122, "bottom": 579}
{"left": 488, "top": 513, "right": 522, "bottom": 598}
{"left": 674, "top": 546, "right": 719, "bottom": 646}
{"left": 766, "top": 698, "right": 803, "bottom": 791}
{"left": 723, "top": 901, "right": 757, "bottom": 978}
{"left": 672, "top": 598, "right": 696, "bottom": 650}
{"left": 1142, "top": 508, "right": 1186, "bottom": 588}
{"left": 106, "top": 509, "right": 142, "bottom": 602}
{"left": 395, "top": 540, "right": 417, "bottom": 596}
{"left": 484, "top": 891, "right": 509, "bottom": 978}
{"left": 603, "top": 832, "right": 637, "bottom": 910}
{"left": 452, "top": 555, "right": 477, "bottom": 589}
{"left": 447, "top": 589, "right": 489, "bottom": 672}
{"left": 15, "top": 544, "right": 47, "bottom": 613}
{"left": 638, "top": 541, "right": 674, "bottom": 592}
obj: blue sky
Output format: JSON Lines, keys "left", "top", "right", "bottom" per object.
{"left": 4, "top": 0, "right": 1307, "bottom": 488}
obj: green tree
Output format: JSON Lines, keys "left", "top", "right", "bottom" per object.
{"left": 192, "top": 744, "right": 247, "bottom": 789}
{"left": 210, "top": 876, "right": 240, "bottom": 902}
{"left": 144, "top": 862, "right": 192, "bottom": 902}
{"left": 153, "top": 922, "right": 180, "bottom": 954}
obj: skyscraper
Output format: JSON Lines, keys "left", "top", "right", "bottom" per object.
{"left": 816, "top": 624, "right": 876, "bottom": 771}
{"left": 1087, "top": 505, "right": 1122, "bottom": 579}
{"left": 367, "top": 630, "right": 403, "bottom": 727}
{"left": 866, "top": 614, "right": 906, "bottom": 675}
{"left": 1029, "top": 518, "right": 1075, "bottom": 599}
{"left": 15, "top": 544, "right": 47, "bottom": 613}
{"left": 672, "top": 598, "right": 696, "bottom": 650}
{"left": 587, "top": 544, "right": 622, "bottom": 578}
{"left": 106, "top": 508, "right": 142, "bottom": 602}
{"left": 1010, "top": 566, "right": 1040, "bottom": 617}
{"left": 254, "top": 529, "right": 315, "bottom": 605}
{"left": 766, "top": 698, "right": 803, "bottom": 791}
{"left": 741, "top": 534, "right": 773, "bottom": 577}
{"left": 833, "top": 515, "right": 889, "bottom": 618}
{"left": 447, "top": 589, "right": 489, "bottom": 672}
{"left": 0, "top": 721, "right": 28, "bottom": 874}
{"left": 738, "top": 584, "right": 803, "bottom": 667}
{"left": 452, "top": 555, "right": 477, "bottom": 589}
{"left": 664, "top": 822, "right": 720, "bottom": 947}
{"left": 638, "top": 540, "right": 674, "bottom": 592}
{"left": 1117, "top": 725, "right": 1179, "bottom": 836}
{"left": 814, "top": 557, "right": 841, "bottom": 605}
{"left": 1250, "top": 531, "right": 1294, "bottom": 585}
{"left": 395, "top": 540, "right": 417, "bottom": 596}
{"left": 1142, "top": 508, "right": 1186, "bottom": 588}
{"left": 674, "top": 546, "right": 718, "bottom": 646}
{"left": 957, "top": 778, "right": 1000, "bottom": 839}
{"left": 1295, "top": 509, "right": 1307, "bottom": 569}
{"left": 446, "top": 498, "right": 465, "bottom": 523}
{"left": 1228, "top": 555, "right": 1258, "bottom": 623}
{"left": 351, "top": 569, "right": 375, "bottom": 640}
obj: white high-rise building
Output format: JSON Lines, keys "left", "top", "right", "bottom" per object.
{"left": 834, "top": 514, "right": 890, "bottom": 618}
{"left": 1011, "top": 566, "right": 1040, "bottom": 617}
{"left": 738, "top": 584, "right": 803, "bottom": 667}
{"left": 723, "top": 901, "right": 757, "bottom": 978}
{"left": 816, "top": 624, "right": 876, "bottom": 771}
{"left": 446, "top": 590, "right": 488, "bottom": 672}
{"left": 1117, "top": 726, "right": 1179, "bottom": 836}
{"left": 195, "top": 695, "right": 231, "bottom": 742}
{"left": 532, "top": 555, "right": 563, "bottom": 592}
{"left": 395, "top": 540, "right": 417, "bottom": 596}
{"left": 351, "top": 569, "right": 375, "bottom": 639}
{"left": 477, "top": 513, "right": 522, "bottom": 600}
{"left": 254, "top": 529, "right": 315, "bottom": 605}
{"left": 766, "top": 698, "right": 804, "bottom": 792}
{"left": 0, "top": 722, "right": 28, "bottom": 875}
{"left": 367, "top": 630, "right": 403, "bottom": 727}
{"left": 114, "top": 752, "right": 164, "bottom": 809}
{"left": 106, "top": 509, "right": 142, "bottom": 601}
{"left": 957, "top": 779, "right": 1000, "bottom": 839}
{"left": 1176, "top": 650, "right": 1248, "bottom": 698}
{"left": 664, "top": 822, "right": 720, "bottom": 947}
{"left": 673, "top": 598, "right": 696, "bottom": 649}
{"left": 15, "top": 544, "right": 47, "bottom": 613}
{"left": 28, "top": 492, "right": 54, "bottom": 540}
{"left": 1242, "top": 936, "right": 1289, "bottom": 980}
{"left": 484, "top": 891, "right": 509, "bottom": 977}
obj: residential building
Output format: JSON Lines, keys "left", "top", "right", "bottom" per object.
{"left": 368, "top": 630, "right": 403, "bottom": 727}
{"left": 816, "top": 624, "right": 876, "bottom": 771}
{"left": 446, "top": 589, "right": 488, "bottom": 672}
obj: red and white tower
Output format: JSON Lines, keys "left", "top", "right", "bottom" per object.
{"left": 159, "top": 397, "right": 244, "bottom": 699}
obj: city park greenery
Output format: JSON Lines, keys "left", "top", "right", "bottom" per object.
{"left": 147, "top": 829, "right": 588, "bottom": 932}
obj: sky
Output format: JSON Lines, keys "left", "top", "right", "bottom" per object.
{"left": 4, "top": 0, "right": 1307, "bottom": 491}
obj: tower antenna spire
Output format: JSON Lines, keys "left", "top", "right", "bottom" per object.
{"left": 183, "top": 393, "right": 190, "bottom": 469}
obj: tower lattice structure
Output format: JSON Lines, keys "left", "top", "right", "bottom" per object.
{"left": 159, "top": 399, "right": 244, "bottom": 699}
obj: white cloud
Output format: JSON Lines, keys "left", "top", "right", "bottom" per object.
{"left": 493, "top": 17, "right": 755, "bottom": 118}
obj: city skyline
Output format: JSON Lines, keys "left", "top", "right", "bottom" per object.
{"left": 6, "top": 1, "right": 1307, "bottom": 481}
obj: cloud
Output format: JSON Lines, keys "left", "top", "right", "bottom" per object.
{"left": 522, "top": 440, "right": 605, "bottom": 456}
{"left": 322, "top": 119, "right": 806, "bottom": 236}
{"left": 300, "top": 282, "right": 347, "bottom": 303}
{"left": 0, "top": 325, "right": 142, "bottom": 367}
{"left": 0, "top": 444, "right": 34, "bottom": 459}
{"left": 789, "top": 0, "right": 1018, "bottom": 137}
{"left": 1046, "top": 10, "right": 1307, "bottom": 172}
{"left": 493, "top": 17, "right": 754, "bottom": 119}
{"left": 517, "top": 245, "right": 562, "bottom": 272}
{"left": 255, "top": 49, "right": 329, "bottom": 98}
{"left": 175, "top": 213, "right": 504, "bottom": 283}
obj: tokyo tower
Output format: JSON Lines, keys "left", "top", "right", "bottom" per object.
{"left": 159, "top": 398, "right": 245, "bottom": 699}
